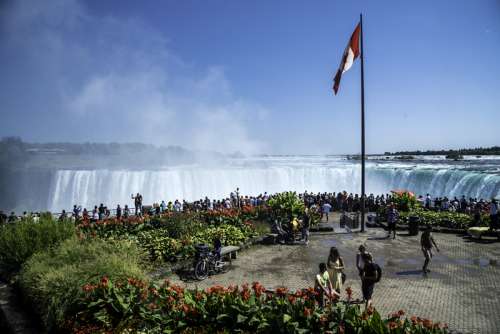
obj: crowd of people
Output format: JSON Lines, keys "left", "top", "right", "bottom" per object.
{"left": 1, "top": 190, "right": 499, "bottom": 229}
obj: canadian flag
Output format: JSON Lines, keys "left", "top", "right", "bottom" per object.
{"left": 333, "top": 23, "right": 361, "bottom": 95}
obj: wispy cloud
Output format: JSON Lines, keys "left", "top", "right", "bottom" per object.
{"left": 1, "top": 0, "right": 266, "bottom": 154}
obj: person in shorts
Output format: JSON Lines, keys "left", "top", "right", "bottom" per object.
{"left": 421, "top": 225, "right": 439, "bottom": 274}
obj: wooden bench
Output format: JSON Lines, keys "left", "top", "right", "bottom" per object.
{"left": 221, "top": 245, "right": 240, "bottom": 260}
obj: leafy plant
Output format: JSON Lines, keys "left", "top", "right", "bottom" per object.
{"left": 69, "top": 278, "right": 449, "bottom": 334}
{"left": 19, "top": 236, "right": 147, "bottom": 331}
{"left": 0, "top": 216, "right": 74, "bottom": 275}
{"left": 391, "top": 192, "right": 418, "bottom": 212}
{"left": 268, "top": 192, "right": 305, "bottom": 223}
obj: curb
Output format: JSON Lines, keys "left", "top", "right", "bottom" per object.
{"left": 0, "top": 282, "right": 38, "bottom": 334}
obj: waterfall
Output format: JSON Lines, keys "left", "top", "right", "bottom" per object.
{"left": 48, "top": 161, "right": 500, "bottom": 211}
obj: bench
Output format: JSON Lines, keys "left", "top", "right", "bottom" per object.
{"left": 221, "top": 245, "right": 240, "bottom": 260}
{"left": 468, "top": 227, "right": 500, "bottom": 240}
{"left": 265, "top": 233, "right": 279, "bottom": 244}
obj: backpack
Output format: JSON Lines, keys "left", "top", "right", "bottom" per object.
{"left": 374, "top": 263, "right": 382, "bottom": 283}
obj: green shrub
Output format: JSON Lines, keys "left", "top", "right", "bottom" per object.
{"left": 0, "top": 216, "right": 74, "bottom": 274}
{"left": 19, "top": 236, "right": 147, "bottom": 331}
{"left": 268, "top": 192, "right": 305, "bottom": 222}
{"left": 399, "top": 209, "right": 477, "bottom": 229}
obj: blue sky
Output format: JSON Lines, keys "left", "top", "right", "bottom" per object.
{"left": 0, "top": 0, "right": 499, "bottom": 154}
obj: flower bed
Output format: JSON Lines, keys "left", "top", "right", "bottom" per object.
{"left": 69, "top": 277, "right": 449, "bottom": 334}
{"left": 76, "top": 209, "right": 261, "bottom": 262}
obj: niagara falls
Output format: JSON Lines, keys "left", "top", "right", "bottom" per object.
{"left": 1, "top": 0, "right": 500, "bottom": 333}
{"left": 46, "top": 156, "right": 500, "bottom": 213}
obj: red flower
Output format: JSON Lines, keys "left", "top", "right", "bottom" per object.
{"left": 410, "top": 316, "right": 417, "bottom": 325}
{"left": 82, "top": 284, "right": 95, "bottom": 292}
{"left": 252, "top": 282, "right": 265, "bottom": 297}
{"left": 366, "top": 306, "right": 374, "bottom": 315}
{"left": 398, "top": 309, "right": 405, "bottom": 317}
{"left": 100, "top": 276, "right": 109, "bottom": 287}
{"left": 288, "top": 295, "right": 296, "bottom": 304}
{"left": 422, "top": 319, "right": 433, "bottom": 329}
{"left": 276, "top": 287, "right": 288, "bottom": 297}
{"left": 303, "top": 307, "right": 311, "bottom": 317}
{"left": 338, "top": 324, "right": 345, "bottom": 334}
{"left": 345, "top": 287, "right": 353, "bottom": 299}
{"left": 388, "top": 321, "right": 398, "bottom": 330}
{"left": 241, "top": 289, "right": 251, "bottom": 301}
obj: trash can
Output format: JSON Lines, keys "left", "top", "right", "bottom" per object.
{"left": 408, "top": 216, "right": 420, "bottom": 236}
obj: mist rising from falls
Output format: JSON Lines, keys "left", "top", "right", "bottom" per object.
{"left": 48, "top": 160, "right": 500, "bottom": 211}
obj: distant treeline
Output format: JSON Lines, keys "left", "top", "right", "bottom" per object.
{"left": 384, "top": 146, "right": 500, "bottom": 156}
{"left": 0, "top": 137, "right": 227, "bottom": 170}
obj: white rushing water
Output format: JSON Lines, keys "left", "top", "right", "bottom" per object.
{"left": 48, "top": 156, "right": 500, "bottom": 211}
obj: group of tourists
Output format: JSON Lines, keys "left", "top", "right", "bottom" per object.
{"left": 314, "top": 228, "right": 440, "bottom": 309}
{"left": 314, "top": 245, "right": 382, "bottom": 309}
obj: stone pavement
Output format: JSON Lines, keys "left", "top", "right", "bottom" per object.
{"left": 169, "top": 216, "right": 500, "bottom": 334}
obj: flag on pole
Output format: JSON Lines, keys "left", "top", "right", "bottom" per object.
{"left": 333, "top": 23, "right": 361, "bottom": 94}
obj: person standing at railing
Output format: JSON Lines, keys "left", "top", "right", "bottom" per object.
{"left": 116, "top": 204, "right": 122, "bottom": 219}
{"left": 131, "top": 193, "right": 141, "bottom": 216}
{"left": 72, "top": 205, "right": 80, "bottom": 218}
{"left": 123, "top": 205, "right": 130, "bottom": 218}
{"left": 58, "top": 210, "right": 67, "bottom": 222}
{"left": 98, "top": 203, "right": 105, "bottom": 220}
{"left": 82, "top": 208, "right": 89, "bottom": 221}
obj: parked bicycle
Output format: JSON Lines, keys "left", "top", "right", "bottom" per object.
{"left": 193, "top": 244, "right": 230, "bottom": 280}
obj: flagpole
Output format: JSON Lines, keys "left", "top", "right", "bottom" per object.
{"left": 360, "top": 13, "right": 366, "bottom": 232}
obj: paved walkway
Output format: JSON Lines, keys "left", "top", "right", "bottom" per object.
{"left": 170, "top": 216, "right": 500, "bottom": 334}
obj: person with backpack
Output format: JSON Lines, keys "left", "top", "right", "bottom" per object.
{"left": 360, "top": 253, "right": 381, "bottom": 309}
{"left": 356, "top": 244, "right": 370, "bottom": 276}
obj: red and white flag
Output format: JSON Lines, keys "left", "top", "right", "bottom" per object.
{"left": 333, "top": 23, "right": 361, "bottom": 95}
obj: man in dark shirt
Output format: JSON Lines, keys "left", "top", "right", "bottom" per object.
{"left": 421, "top": 225, "right": 439, "bottom": 274}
